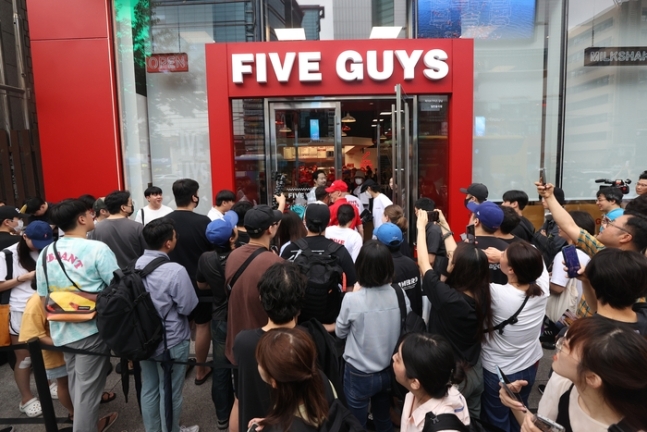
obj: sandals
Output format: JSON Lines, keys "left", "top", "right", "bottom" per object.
{"left": 98, "top": 412, "right": 118, "bottom": 432}
{"left": 100, "top": 391, "right": 116, "bottom": 404}
{"left": 19, "top": 397, "right": 43, "bottom": 417}
{"left": 194, "top": 367, "right": 213, "bottom": 386}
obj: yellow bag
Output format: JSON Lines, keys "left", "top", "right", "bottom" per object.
{"left": 0, "top": 304, "right": 10, "bottom": 346}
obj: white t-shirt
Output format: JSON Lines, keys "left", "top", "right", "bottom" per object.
{"left": 325, "top": 226, "right": 363, "bottom": 262}
{"left": 0, "top": 242, "right": 39, "bottom": 313}
{"left": 481, "top": 265, "right": 549, "bottom": 374}
{"left": 550, "top": 249, "right": 591, "bottom": 302}
{"left": 538, "top": 373, "right": 610, "bottom": 432}
{"left": 207, "top": 207, "right": 224, "bottom": 221}
{"left": 353, "top": 186, "right": 370, "bottom": 208}
{"left": 135, "top": 205, "right": 173, "bottom": 225}
{"left": 372, "top": 193, "right": 393, "bottom": 230}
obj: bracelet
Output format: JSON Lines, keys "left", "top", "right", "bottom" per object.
{"left": 442, "top": 231, "right": 454, "bottom": 240}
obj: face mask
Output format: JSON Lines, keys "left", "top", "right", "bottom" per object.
{"left": 464, "top": 197, "right": 471, "bottom": 208}
{"left": 193, "top": 195, "right": 200, "bottom": 208}
{"left": 14, "top": 219, "right": 24, "bottom": 232}
{"left": 355, "top": 179, "right": 363, "bottom": 185}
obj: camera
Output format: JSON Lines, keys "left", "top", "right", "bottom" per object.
{"left": 594, "top": 178, "right": 631, "bottom": 195}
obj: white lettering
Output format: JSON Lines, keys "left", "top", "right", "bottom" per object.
{"left": 232, "top": 53, "right": 254, "bottom": 84}
{"left": 591, "top": 52, "right": 600, "bottom": 62}
{"left": 366, "top": 50, "right": 393, "bottom": 81}
{"left": 298, "top": 52, "right": 322, "bottom": 82}
{"left": 423, "top": 49, "right": 449, "bottom": 80}
{"left": 395, "top": 50, "right": 424, "bottom": 80}
{"left": 255, "top": 53, "right": 267, "bottom": 83}
{"left": 336, "top": 50, "right": 364, "bottom": 81}
{"left": 269, "top": 52, "right": 296, "bottom": 82}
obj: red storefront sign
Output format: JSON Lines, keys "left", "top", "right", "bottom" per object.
{"left": 146, "top": 53, "right": 189, "bottom": 73}
{"left": 205, "top": 39, "right": 474, "bottom": 229}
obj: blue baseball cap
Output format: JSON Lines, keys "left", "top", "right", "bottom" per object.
{"left": 374, "top": 222, "right": 403, "bottom": 247}
{"left": 24, "top": 221, "right": 54, "bottom": 250}
{"left": 467, "top": 201, "right": 503, "bottom": 231}
{"left": 206, "top": 211, "right": 238, "bottom": 247}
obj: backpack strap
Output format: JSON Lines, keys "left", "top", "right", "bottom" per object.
{"left": 555, "top": 383, "right": 574, "bottom": 432}
{"left": 392, "top": 283, "right": 407, "bottom": 336}
{"left": 138, "top": 256, "right": 170, "bottom": 278}
{"left": 423, "top": 411, "right": 470, "bottom": 432}
{"left": 326, "top": 241, "right": 343, "bottom": 254}
{"left": 140, "top": 208, "right": 145, "bottom": 225}
{"left": 294, "top": 238, "right": 310, "bottom": 252}
{"left": 229, "top": 247, "right": 268, "bottom": 290}
{"left": 46, "top": 242, "right": 94, "bottom": 294}
{"left": 3, "top": 249, "right": 13, "bottom": 280}
{"left": 491, "top": 294, "right": 530, "bottom": 335}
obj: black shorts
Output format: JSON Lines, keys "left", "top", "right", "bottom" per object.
{"left": 190, "top": 300, "right": 212, "bottom": 324}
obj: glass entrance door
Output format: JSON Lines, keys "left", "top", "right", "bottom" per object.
{"left": 268, "top": 101, "right": 341, "bottom": 201}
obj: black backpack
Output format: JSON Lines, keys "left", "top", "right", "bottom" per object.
{"left": 289, "top": 238, "right": 344, "bottom": 324}
{"left": 96, "top": 256, "right": 169, "bottom": 361}
{"left": 318, "top": 399, "right": 365, "bottom": 432}
{"left": 423, "top": 411, "right": 504, "bottom": 432}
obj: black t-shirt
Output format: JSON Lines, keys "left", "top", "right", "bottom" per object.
{"left": 591, "top": 304, "right": 647, "bottom": 336}
{"left": 425, "top": 223, "right": 448, "bottom": 274}
{"left": 0, "top": 232, "right": 19, "bottom": 250}
{"left": 475, "top": 235, "right": 509, "bottom": 285}
{"left": 166, "top": 210, "right": 213, "bottom": 291}
{"left": 399, "top": 237, "right": 413, "bottom": 259}
{"left": 501, "top": 235, "right": 524, "bottom": 245}
{"left": 392, "top": 251, "right": 422, "bottom": 317}
{"left": 423, "top": 269, "right": 482, "bottom": 366}
{"left": 196, "top": 249, "right": 231, "bottom": 321}
{"left": 511, "top": 216, "right": 535, "bottom": 242}
{"left": 236, "top": 230, "right": 251, "bottom": 248}
{"left": 281, "top": 236, "right": 357, "bottom": 286}
{"left": 234, "top": 328, "right": 335, "bottom": 430}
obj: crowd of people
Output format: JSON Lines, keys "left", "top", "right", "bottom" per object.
{"left": 0, "top": 169, "right": 646, "bottom": 432}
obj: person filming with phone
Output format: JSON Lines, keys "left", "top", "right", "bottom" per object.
{"left": 499, "top": 317, "right": 647, "bottom": 432}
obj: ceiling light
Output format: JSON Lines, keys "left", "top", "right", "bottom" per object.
{"left": 380, "top": 111, "right": 392, "bottom": 116}
{"left": 369, "top": 26, "right": 402, "bottom": 39}
{"left": 275, "top": 28, "right": 306, "bottom": 41}
{"left": 342, "top": 113, "right": 356, "bottom": 123}
{"left": 372, "top": 119, "right": 384, "bottom": 122}
{"left": 371, "top": 124, "right": 377, "bottom": 128}
{"left": 380, "top": 134, "right": 387, "bottom": 140}
{"left": 279, "top": 125, "right": 292, "bottom": 133}
{"left": 342, "top": 131, "right": 347, "bottom": 136}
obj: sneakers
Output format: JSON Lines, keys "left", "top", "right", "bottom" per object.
{"left": 49, "top": 382, "right": 58, "bottom": 400}
{"left": 180, "top": 426, "right": 200, "bottom": 432}
{"left": 538, "top": 384, "right": 546, "bottom": 395}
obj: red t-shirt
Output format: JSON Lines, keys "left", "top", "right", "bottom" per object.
{"left": 329, "top": 198, "right": 362, "bottom": 229}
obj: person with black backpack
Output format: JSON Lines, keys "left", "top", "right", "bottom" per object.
{"left": 136, "top": 218, "right": 199, "bottom": 432}
{"left": 281, "top": 204, "right": 357, "bottom": 328}
{"left": 197, "top": 211, "right": 239, "bottom": 430}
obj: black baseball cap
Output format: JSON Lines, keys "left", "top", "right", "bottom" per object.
{"left": 305, "top": 204, "right": 330, "bottom": 232}
{"left": 460, "top": 183, "right": 488, "bottom": 201}
{"left": 360, "top": 179, "right": 378, "bottom": 193}
{"left": 0, "top": 206, "right": 27, "bottom": 222}
{"left": 244, "top": 205, "right": 282, "bottom": 235}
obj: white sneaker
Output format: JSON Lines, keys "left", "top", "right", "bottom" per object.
{"left": 49, "top": 382, "right": 58, "bottom": 400}
{"left": 180, "top": 426, "right": 199, "bottom": 432}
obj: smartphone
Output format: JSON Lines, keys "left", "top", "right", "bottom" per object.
{"left": 562, "top": 245, "right": 581, "bottom": 278}
{"left": 496, "top": 366, "right": 525, "bottom": 408}
{"left": 247, "top": 424, "right": 258, "bottom": 432}
{"left": 533, "top": 415, "right": 565, "bottom": 432}
{"left": 466, "top": 224, "right": 476, "bottom": 244}
{"left": 427, "top": 210, "right": 439, "bottom": 223}
{"left": 539, "top": 168, "right": 547, "bottom": 185}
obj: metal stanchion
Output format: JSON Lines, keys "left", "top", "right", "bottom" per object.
{"left": 26, "top": 337, "right": 59, "bottom": 432}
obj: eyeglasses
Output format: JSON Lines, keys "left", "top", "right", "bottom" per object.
{"left": 601, "top": 219, "right": 632, "bottom": 235}
{"left": 555, "top": 337, "right": 565, "bottom": 352}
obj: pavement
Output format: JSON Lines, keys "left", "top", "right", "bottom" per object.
{"left": 0, "top": 343, "right": 553, "bottom": 432}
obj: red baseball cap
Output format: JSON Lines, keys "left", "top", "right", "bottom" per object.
{"left": 326, "top": 180, "right": 348, "bottom": 193}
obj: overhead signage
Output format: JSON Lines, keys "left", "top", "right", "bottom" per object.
{"left": 146, "top": 53, "right": 189, "bottom": 73}
{"left": 584, "top": 47, "right": 647, "bottom": 66}
{"left": 231, "top": 49, "right": 449, "bottom": 84}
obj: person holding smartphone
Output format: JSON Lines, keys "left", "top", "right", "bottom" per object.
{"left": 499, "top": 317, "right": 647, "bottom": 431}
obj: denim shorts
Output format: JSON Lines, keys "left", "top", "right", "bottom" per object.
{"left": 46, "top": 364, "right": 68, "bottom": 380}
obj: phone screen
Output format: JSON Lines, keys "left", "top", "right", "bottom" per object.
{"left": 427, "top": 210, "right": 439, "bottom": 223}
{"left": 539, "top": 168, "right": 547, "bottom": 185}
{"left": 562, "top": 245, "right": 581, "bottom": 278}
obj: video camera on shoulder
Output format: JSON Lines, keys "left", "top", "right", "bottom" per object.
{"left": 594, "top": 178, "right": 631, "bottom": 195}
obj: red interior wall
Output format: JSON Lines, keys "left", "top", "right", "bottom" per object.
{"left": 26, "top": 0, "right": 122, "bottom": 201}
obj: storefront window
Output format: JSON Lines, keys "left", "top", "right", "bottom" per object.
{"left": 233, "top": 99, "right": 267, "bottom": 205}
{"left": 562, "top": 0, "right": 647, "bottom": 199}
{"left": 418, "top": 95, "right": 449, "bottom": 213}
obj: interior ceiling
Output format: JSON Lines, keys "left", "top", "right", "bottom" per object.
{"left": 340, "top": 100, "right": 395, "bottom": 114}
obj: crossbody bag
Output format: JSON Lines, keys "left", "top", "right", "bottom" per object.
{"left": 43, "top": 242, "right": 98, "bottom": 322}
